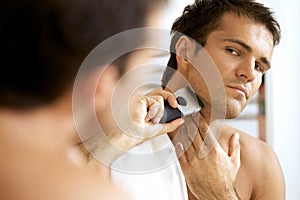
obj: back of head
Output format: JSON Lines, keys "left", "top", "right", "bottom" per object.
{"left": 161, "top": 0, "right": 281, "bottom": 88}
{"left": 0, "top": 0, "right": 166, "bottom": 109}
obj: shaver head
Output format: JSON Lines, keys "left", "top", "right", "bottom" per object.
{"left": 174, "top": 86, "right": 202, "bottom": 117}
{"left": 159, "top": 86, "right": 203, "bottom": 123}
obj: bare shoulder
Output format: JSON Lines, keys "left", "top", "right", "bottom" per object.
{"left": 220, "top": 124, "right": 285, "bottom": 200}
{"left": 218, "top": 123, "right": 274, "bottom": 161}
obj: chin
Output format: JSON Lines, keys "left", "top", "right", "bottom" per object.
{"left": 224, "top": 100, "right": 246, "bottom": 118}
{"left": 203, "top": 100, "right": 245, "bottom": 120}
{"left": 225, "top": 112, "right": 240, "bottom": 119}
{"left": 225, "top": 106, "right": 245, "bottom": 119}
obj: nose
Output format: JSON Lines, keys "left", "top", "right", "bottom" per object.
{"left": 236, "top": 59, "right": 256, "bottom": 82}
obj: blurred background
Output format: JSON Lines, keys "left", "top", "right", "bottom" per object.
{"left": 156, "top": 0, "right": 300, "bottom": 199}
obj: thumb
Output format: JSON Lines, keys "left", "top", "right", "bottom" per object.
{"left": 228, "top": 133, "right": 241, "bottom": 166}
{"left": 160, "top": 118, "right": 185, "bottom": 135}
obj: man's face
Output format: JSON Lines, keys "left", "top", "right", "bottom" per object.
{"left": 187, "top": 13, "right": 274, "bottom": 119}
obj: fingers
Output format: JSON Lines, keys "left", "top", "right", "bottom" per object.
{"left": 228, "top": 133, "right": 240, "bottom": 166}
{"left": 171, "top": 114, "right": 201, "bottom": 162}
{"left": 129, "top": 95, "right": 148, "bottom": 125}
{"left": 144, "top": 96, "right": 164, "bottom": 124}
{"left": 129, "top": 88, "right": 184, "bottom": 141}
{"left": 130, "top": 93, "right": 184, "bottom": 136}
{"left": 145, "top": 89, "right": 179, "bottom": 124}
{"left": 129, "top": 95, "right": 163, "bottom": 128}
{"left": 175, "top": 133, "right": 202, "bottom": 164}
{"left": 147, "top": 88, "right": 178, "bottom": 108}
{"left": 160, "top": 118, "right": 185, "bottom": 134}
{"left": 174, "top": 142, "right": 188, "bottom": 163}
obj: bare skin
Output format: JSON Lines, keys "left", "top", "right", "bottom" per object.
{"left": 167, "top": 12, "right": 285, "bottom": 200}
{"left": 4, "top": 11, "right": 283, "bottom": 200}
{"left": 0, "top": 96, "right": 131, "bottom": 200}
{"left": 221, "top": 124, "right": 285, "bottom": 200}
{"left": 74, "top": 12, "right": 285, "bottom": 199}
{"left": 170, "top": 117, "right": 284, "bottom": 200}
{"left": 0, "top": 87, "right": 183, "bottom": 200}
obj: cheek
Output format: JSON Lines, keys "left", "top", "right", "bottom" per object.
{"left": 187, "top": 68, "right": 207, "bottom": 92}
{"left": 249, "top": 76, "right": 263, "bottom": 99}
{"left": 187, "top": 66, "right": 223, "bottom": 103}
{"left": 206, "top": 47, "right": 233, "bottom": 72}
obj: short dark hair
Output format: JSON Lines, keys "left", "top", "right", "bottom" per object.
{"left": 0, "top": 0, "right": 166, "bottom": 109}
{"left": 161, "top": 0, "right": 281, "bottom": 88}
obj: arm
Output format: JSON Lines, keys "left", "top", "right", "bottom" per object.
{"left": 252, "top": 143, "right": 285, "bottom": 200}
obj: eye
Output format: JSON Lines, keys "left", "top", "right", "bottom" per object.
{"left": 226, "top": 48, "right": 239, "bottom": 56}
{"left": 255, "top": 62, "right": 264, "bottom": 73}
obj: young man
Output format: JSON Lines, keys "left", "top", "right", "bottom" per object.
{"left": 0, "top": 0, "right": 183, "bottom": 199}
{"left": 162, "top": 0, "right": 285, "bottom": 199}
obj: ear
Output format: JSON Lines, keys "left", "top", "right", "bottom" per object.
{"left": 94, "top": 65, "right": 119, "bottom": 110}
{"left": 175, "top": 36, "right": 193, "bottom": 76}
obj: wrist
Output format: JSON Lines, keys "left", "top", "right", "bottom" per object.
{"left": 193, "top": 185, "right": 241, "bottom": 200}
{"left": 82, "top": 129, "right": 128, "bottom": 165}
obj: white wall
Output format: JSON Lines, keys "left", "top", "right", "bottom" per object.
{"left": 262, "top": 0, "right": 300, "bottom": 199}
{"left": 159, "top": 0, "right": 195, "bottom": 29}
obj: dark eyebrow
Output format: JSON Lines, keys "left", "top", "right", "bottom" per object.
{"left": 260, "top": 57, "right": 271, "bottom": 70}
{"left": 224, "top": 38, "right": 271, "bottom": 70}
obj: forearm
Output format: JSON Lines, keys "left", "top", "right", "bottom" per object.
{"left": 187, "top": 182, "right": 241, "bottom": 200}
{"left": 189, "top": 191, "right": 240, "bottom": 200}
{"left": 83, "top": 129, "right": 142, "bottom": 165}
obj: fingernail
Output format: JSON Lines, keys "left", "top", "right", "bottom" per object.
{"left": 179, "top": 118, "right": 185, "bottom": 125}
{"left": 175, "top": 143, "right": 184, "bottom": 156}
{"left": 235, "top": 133, "right": 240, "bottom": 140}
{"left": 200, "top": 126, "right": 208, "bottom": 133}
{"left": 150, "top": 105, "right": 160, "bottom": 116}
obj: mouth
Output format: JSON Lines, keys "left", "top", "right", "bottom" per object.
{"left": 227, "top": 85, "right": 249, "bottom": 99}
